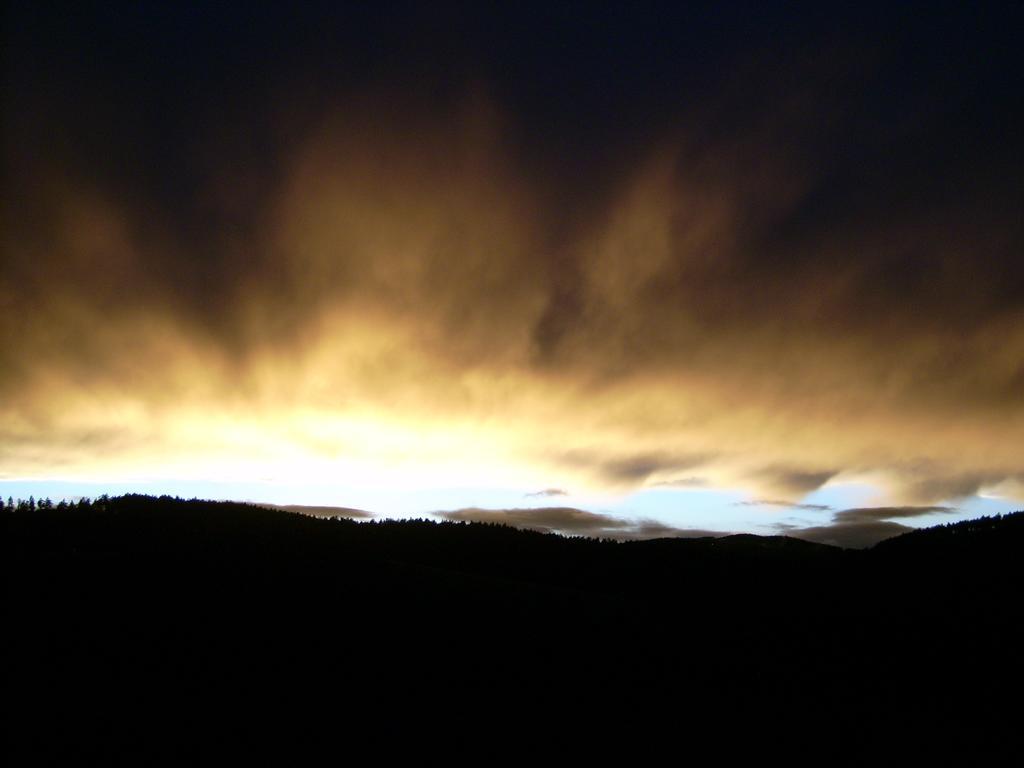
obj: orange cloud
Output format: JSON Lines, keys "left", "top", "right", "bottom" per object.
{"left": 3, "top": 92, "right": 1022, "bottom": 508}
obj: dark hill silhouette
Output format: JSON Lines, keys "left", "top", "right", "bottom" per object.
{"left": 5, "top": 495, "right": 1021, "bottom": 760}
{"left": 873, "top": 509, "right": 1024, "bottom": 555}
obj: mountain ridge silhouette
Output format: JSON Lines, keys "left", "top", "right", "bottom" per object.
{"left": 5, "top": 494, "right": 1020, "bottom": 759}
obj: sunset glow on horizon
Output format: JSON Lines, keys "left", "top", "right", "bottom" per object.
{"left": 3, "top": 3, "right": 1022, "bottom": 546}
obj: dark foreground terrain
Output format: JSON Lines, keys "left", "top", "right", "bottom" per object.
{"left": 5, "top": 495, "right": 1022, "bottom": 760}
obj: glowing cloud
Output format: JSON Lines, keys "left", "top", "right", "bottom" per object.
{"left": 3, "top": 4, "right": 1022, "bottom": 516}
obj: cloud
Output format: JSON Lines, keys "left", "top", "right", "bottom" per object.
{"left": 782, "top": 506, "right": 958, "bottom": 548}
{"left": 437, "top": 506, "right": 625, "bottom": 535}
{"left": 627, "top": 523, "right": 727, "bottom": 541}
{"left": 748, "top": 469, "right": 838, "bottom": 500}
{"left": 525, "top": 488, "right": 568, "bottom": 498}
{"left": 733, "top": 499, "right": 833, "bottom": 512}
{"left": 600, "top": 456, "right": 678, "bottom": 485}
{"left": 558, "top": 451, "right": 712, "bottom": 488}
{"left": 832, "top": 506, "right": 956, "bottom": 523}
{"left": 261, "top": 504, "right": 374, "bottom": 520}
{"left": 433, "top": 507, "right": 712, "bottom": 541}
{"left": 781, "top": 520, "right": 914, "bottom": 550}
{"left": 887, "top": 472, "right": 996, "bottom": 505}
{"left": 2, "top": 4, "right": 1022, "bottom": 506}
{"left": 650, "top": 477, "right": 709, "bottom": 489}
{"left": 979, "top": 476, "right": 1024, "bottom": 501}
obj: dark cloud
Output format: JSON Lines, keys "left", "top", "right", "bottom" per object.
{"left": 832, "top": 506, "right": 956, "bottom": 523}
{"left": 750, "top": 469, "right": 838, "bottom": 500}
{"left": 783, "top": 506, "right": 957, "bottom": 548}
{"left": 625, "top": 522, "right": 727, "bottom": 541}
{"left": 437, "top": 506, "right": 626, "bottom": 535}
{"left": 525, "top": 488, "right": 568, "bottom": 498}
{"left": 782, "top": 520, "right": 913, "bottom": 550}
{"left": 262, "top": 504, "right": 373, "bottom": 520}
{"left": 434, "top": 507, "right": 712, "bottom": 541}
{"left": 2, "top": 3, "right": 1022, "bottom": 501}
{"left": 558, "top": 452, "right": 712, "bottom": 487}
{"left": 734, "top": 499, "right": 833, "bottom": 512}
{"left": 601, "top": 456, "right": 678, "bottom": 485}
{"left": 890, "top": 473, "right": 994, "bottom": 505}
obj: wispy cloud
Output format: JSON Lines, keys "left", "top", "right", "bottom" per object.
{"left": 260, "top": 503, "right": 374, "bottom": 520}
{"left": 733, "top": 499, "right": 833, "bottom": 511}
{"left": 650, "top": 477, "right": 709, "bottom": 489}
{"left": 3, "top": 4, "right": 1023, "bottom": 505}
{"left": 780, "top": 506, "right": 958, "bottom": 548}
{"left": 434, "top": 506, "right": 720, "bottom": 541}
{"left": 524, "top": 488, "right": 568, "bottom": 498}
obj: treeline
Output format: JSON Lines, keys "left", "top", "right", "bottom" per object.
{"left": 5, "top": 494, "right": 1022, "bottom": 761}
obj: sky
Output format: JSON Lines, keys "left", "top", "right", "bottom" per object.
{"left": 2, "top": 2, "right": 1022, "bottom": 547}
